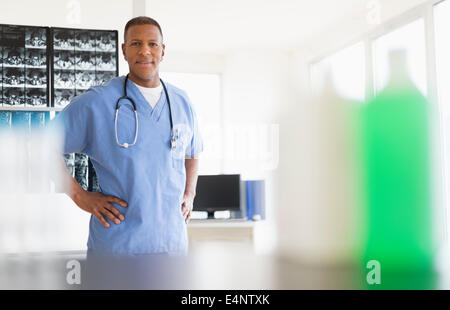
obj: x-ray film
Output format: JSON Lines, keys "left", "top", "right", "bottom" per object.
{"left": 51, "top": 28, "right": 118, "bottom": 108}
{"left": 0, "top": 25, "right": 49, "bottom": 107}
{"left": 74, "top": 153, "right": 89, "bottom": 191}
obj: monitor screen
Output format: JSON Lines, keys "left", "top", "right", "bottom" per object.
{"left": 193, "top": 174, "right": 241, "bottom": 214}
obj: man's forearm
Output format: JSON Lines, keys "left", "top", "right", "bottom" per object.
{"left": 184, "top": 158, "right": 199, "bottom": 198}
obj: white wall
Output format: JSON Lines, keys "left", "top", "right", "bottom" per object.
{"left": 303, "top": 0, "right": 430, "bottom": 61}
{"left": 0, "top": 0, "right": 131, "bottom": 27}
{"left": 161, "top": 52, "right": 225, "bottom": 74}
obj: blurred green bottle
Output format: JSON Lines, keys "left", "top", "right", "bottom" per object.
{"left": 362, "top": 50, "right": 435, "bottom": 288}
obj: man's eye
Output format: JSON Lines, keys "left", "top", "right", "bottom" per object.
{"left": 150, "top": 43, "right": 158, "bottom": 47}
{"left": 131, "top": 42, "right": 140, "bottom": 46}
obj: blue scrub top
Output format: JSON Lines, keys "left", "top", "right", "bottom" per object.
{"left": 58, "top": 75, "right": 203, "bottom": 256}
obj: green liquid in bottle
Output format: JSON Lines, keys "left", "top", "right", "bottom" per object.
{"left": 361, "top": 51, "right": 435, "bottom": 289}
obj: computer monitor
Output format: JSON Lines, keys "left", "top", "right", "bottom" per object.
{"left": 193, "top": 174, "right": 241, "bottom": 219}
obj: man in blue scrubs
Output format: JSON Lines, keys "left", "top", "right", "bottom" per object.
{"left": 58, "top": 16, "right": 203, "bottom": 256}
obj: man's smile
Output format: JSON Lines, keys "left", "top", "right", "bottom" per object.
{"left": 136, "top": 61, "right": 153, "bottom": 66}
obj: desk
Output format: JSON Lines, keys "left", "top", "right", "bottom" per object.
{"left": 187, "top": 220, "right": 256, "bottom": 247}
{"left": 0, "top": 243, "right": 442, "bottom": 289}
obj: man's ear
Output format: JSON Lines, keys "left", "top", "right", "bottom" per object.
{"left": 161, "top": 43, "right": 165, "bottom": 61}
{"left": 121, "top": 43, "right": 127, "bottom": 61}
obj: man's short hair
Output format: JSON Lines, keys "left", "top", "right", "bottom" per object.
{"left": 124, "top": 16, "right": 163, "bottom": 42}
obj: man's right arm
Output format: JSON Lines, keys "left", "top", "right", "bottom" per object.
{"left": 58, "top": 155, "right": 127, "bottom": 228}
{"left": 55, "top": 93, "right": 127, "bottom": 228}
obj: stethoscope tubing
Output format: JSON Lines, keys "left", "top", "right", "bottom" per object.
{"left": 115, "top": 74, "right": 174, "bottom": 148}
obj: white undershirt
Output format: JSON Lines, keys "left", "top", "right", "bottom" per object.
{"left": 133, "top": 81, "right": 163, "bottom": 109}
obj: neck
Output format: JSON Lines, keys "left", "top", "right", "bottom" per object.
{"left": 128, "top": 72, "right": 161, "bottom": 88}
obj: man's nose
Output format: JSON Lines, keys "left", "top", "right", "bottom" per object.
{"left": 138, "top": 45, "right": 151, "bottom": 55}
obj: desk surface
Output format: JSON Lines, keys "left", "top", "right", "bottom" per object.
{"left": 0, "top": 242, "right": 444, "bottom": 290}
{"left": 188, "top": 219, "right": 257, "bottom": 228}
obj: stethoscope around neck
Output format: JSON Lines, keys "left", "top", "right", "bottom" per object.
{"left": 114, "top": 74, "right": 177, "bottom": 149}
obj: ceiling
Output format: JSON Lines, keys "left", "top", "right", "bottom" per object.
{"left": 147, "top": 0, "right": 368, "bottom": 54}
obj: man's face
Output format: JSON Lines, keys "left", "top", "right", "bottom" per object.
{"left": 122, "top": 24, "right": 165, "bottom": 83}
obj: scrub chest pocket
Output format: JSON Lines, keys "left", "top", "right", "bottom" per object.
{"left": 171, "top": 124, "right": 191, "bottom": 170}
